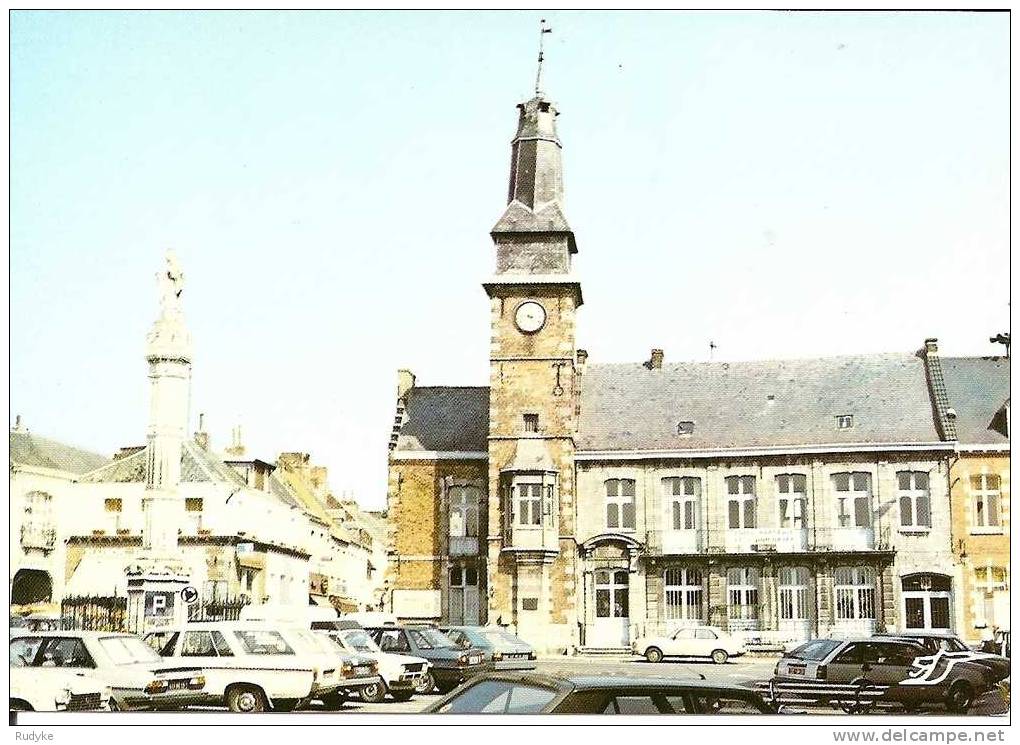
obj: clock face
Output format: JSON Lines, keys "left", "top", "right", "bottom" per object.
{"left": 515, "top": 301, "right": 547, "bottom": 333}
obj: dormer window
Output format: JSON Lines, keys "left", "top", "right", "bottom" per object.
{"left": 523, "top": 414, "right": 539, "bottom": 433}
{"left": 676, "top": 421, "right": 695, "bottom": 436}
{"left": 836, "top": 415, "right": 854, "bottom": 430}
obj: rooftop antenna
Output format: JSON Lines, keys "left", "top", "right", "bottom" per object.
{"left": 534, "top": 18, "right": 552, "bottom": 97}
{"left": 709, "top": 340, "right": 717, "bottom": 361}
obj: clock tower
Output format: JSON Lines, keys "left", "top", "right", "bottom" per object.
{"left": 484, "top": 92, "right": 582, "bottom": 652}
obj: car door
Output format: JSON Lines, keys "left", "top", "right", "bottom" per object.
{"left": 825, "top": 642, "right": 869, "bottom": 683}
{"left": 693, "top": 628, "right": 719, "bottom": 657}
{"left": 865, "top": 642, "right": 919, "bottom": 687}
{"left": 668, "top": 627, "right": 696, "bottom": 657}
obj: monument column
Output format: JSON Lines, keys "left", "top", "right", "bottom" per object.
{"left": 125, "top": 250, "right": 194, "bottom": 633}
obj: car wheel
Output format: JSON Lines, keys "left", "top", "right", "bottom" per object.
{"left": 413, "top": 673, "right": 435, "bottom": 695}
{"left": 390, "top": 691, "right": 415, "bottom": 703}
{"left": 359, "top": 682, "right": 387, "bottom": 704}
{"left": 226, "top": 685, "right": 267, "bottom": 713}
{"left": 711, "top": 649, "right": 729, "bottom": 665}
{"left": 9, "top": 700, "right": 32, "bottom": 712}
{"left": 645, "top": 647, "right": 664, "bottom": 664}
{"left": 272, "top": 698, "right": 300, "bottom": 712}
{"left": 320, "top": 691, "right": 348, "bottom": 710}
{"left": 946, "top": 681, "right": 975, "bottom": 713}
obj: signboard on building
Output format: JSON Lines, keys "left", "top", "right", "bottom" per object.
{"left": 391, "top": 589, "right": 441, "bottom": 619}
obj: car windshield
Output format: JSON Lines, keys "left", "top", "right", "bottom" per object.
{"left": 99, "top": 636, "right": 162, "bottom": 665}
{"left": 342, "top": 631, "right": 380, "bottom": 653}
{"left": 787, "top": 639, "right": 841, "bottom": 661}
{"left": 233, "top": 630, "right": 295, "bottom": 655}
{"left": 415, "top": 628, "right": 456, "bottom": 648}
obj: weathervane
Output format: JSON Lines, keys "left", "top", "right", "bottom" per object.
{"left": 535, "top": 18, "right": 552, "bottom": 97}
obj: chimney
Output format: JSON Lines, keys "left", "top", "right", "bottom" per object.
{"left": 225, "top": 425, "right": 246, "bottom": 458}
{"left": 919, "top": 337, "right": 957, "bottom": 441}
{"left": 194, "top": 413, "right": 210, "bottom": 450}
{"left": 12, "top": 414, "right": 22, "bottom": 432}
{"left": 650, "top": 349, "right": 664, "bottom": 370}
{"left": 576, "top": 349, "right": 588, "bottom": 366}
{"left": 397, "top": 369, "right": 416, "bottom": 400}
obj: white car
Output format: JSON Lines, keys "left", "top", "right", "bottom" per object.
{"left": 148, "top": 622, "right": 376, "bottom": 712}
{"left": 325, "top": 627, "right": 429, "bottom": 703}
{"left": 10, "top": 667, "right": 112, "bottom": 712}
{"left": 631, "top": 626, "right": 746, "bottom": 664}
{"left": 10, "top": 631, "right": 205, "bottom": 710}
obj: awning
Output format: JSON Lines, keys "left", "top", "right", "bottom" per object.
{"left": 238, "top": 553, "right": 265, "bottom": 570}
{"left": 309, "top": 594, "right": 332, "bottom": 608}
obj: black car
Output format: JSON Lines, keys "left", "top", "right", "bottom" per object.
{"left": 874, "top": 631, "right": 1011, "bottom": 685}
{"left": 425, "top": 672, "right": 776, "bottom": 714}
{"left": 364, "top": 625, "right": 487, "bottom": 694}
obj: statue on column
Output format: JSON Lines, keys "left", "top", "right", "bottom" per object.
{"left": 158, "top": 249, "right": 185, "bottom": 318}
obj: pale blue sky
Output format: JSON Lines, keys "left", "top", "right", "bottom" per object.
{"left": 11, "top": 11, "right": 1009, "bottom": 508}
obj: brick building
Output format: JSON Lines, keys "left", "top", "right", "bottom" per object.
{"left": 384, "top": 88, "right": 1008, "bottom": 653}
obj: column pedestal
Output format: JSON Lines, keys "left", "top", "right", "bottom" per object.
{"left": 125, "top": 564, "right": 191, "bottom": 635}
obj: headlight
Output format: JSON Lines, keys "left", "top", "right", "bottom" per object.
{"left": 144, "top": 679, "right": 169, "bottom": 695}
{"left": 55, "top": 687, "right": 72, "bottom": 708}
{"left": 341, "top": 662, "right": 354, "bottom": 677}
{"left": 458, "top": 653, "right": 469, "bottom": 665}
{"left": 188, "top": 675, "right": 205, "bottom": 690}
{"left": 492, "top": 653, "right": 503, "bottom": 661}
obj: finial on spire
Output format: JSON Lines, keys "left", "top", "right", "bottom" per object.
{"left": 534, "top": 18, "right": 552, "bottom": 98}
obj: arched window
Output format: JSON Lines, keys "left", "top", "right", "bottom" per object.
{"left": 897, "top": 471, "right": 931, "bottom": 529}
{"left": 725, "top": 476, "right": 757, "bottom": 529}
{"left": 776, "top": 474, "right": 808, "bottom": 529}
{"left": 662, "top": 477, "right": 700, "bottom": 531}
{"left": 778, "top": 567, "right": 810, "bottom": 621}
{"left": 833, "top": 566, "right": 876, "bottom": 620}
{"left": 832, "top": 473, "right": 872, "bottom": 528}
{"left": 664, "top": 567, "right": 703, "bottom": 622}
{"left": 605, "top": 479, "right": 636, "bottom": 530}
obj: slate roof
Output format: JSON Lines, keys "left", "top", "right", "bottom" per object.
{"left": 393, "top": 386, "right": 489, "bottom": 453}
{"left": 577, "top": 353, "right": 944, "bottom": 452}
{"left": 940, "top": 357, "right": 1010, "bottom": 445}
{"left": 9, "top": 431, "right": 109, "bottom": 475}
{"left": 80, "top": 440, "right": 248, "bottom": 486}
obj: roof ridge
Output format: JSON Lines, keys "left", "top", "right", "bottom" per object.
{"left": 588, "top": 352, "right": 921, "bottom": 368}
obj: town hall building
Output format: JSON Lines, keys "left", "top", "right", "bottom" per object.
{"left": 385, "top": 87, "right": 1009, "bottom": 653}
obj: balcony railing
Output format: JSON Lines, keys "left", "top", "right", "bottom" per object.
{"left": 21, "top": 523, "right": 56, "bottom": 551}
{"left": 449, "top": 536, "right": 479, "bottom": 556}
{"left": 644, "top": 525, "right": 893, "bottom": 556}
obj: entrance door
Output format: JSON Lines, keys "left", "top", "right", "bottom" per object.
{"left": 902, "top": 574, "right": 952, "bottom": 631}
{"left": 449, "top": 565, "right": 480, "bottom": 625}
{"left": 589, "top": 569, "right": 630, "bottom": 647}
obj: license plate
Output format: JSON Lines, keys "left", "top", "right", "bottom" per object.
{"left": 167, "top": 679, "right": 189, "bottom": 691}
{"left": 788, "top": 666, "right": 805, "bottom": 676}
{"left": 354, "top": 666, "right": 373, "bottom": 676}
{"left": 507, "top": 654, "right": 527, "bottom": 660}
{"left": 469, "top": 655, "right": 481, "bottom": 665}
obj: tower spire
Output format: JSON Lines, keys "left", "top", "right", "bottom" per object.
{"left": 534, "top": 19, "right": 552, "bottom": 98}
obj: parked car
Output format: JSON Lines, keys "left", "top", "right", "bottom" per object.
{"left": 875, "top": 631, "right": 1011, "bottom": 684}
{"left": 441, "top": 626, "right": 536, "bottom": 671}
{"left": 631, "top": 625, "right": 746, "bottom": 664}
{"left": 10, "top": 666, "right": 112, "bottom": 712}
{"left": 9, "top": 631, "right": 205, "bottom": 711}
{"left": 365, "top": 625, "right": 487, "bottom": 694}
{"left": 426, "top": 671, "right": 776, "bottom": 714}
{"left": 324, "top": 627, "right": 429, "bottom": 702}
{"left": 773, "top": 637, "right": 997, "bottom": 713}
{"left": 148, "top": 621, "right": 373, "bottom": 712}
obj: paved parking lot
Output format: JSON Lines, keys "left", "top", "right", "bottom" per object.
{"left": 289, "top": 655, "right": 1008, "bottom": 716}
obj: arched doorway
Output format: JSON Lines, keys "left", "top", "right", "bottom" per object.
{"left": 902, "top": 573, "right": 952, "bottom": 631}
{"left": 11, "top": 568, "right": 53, "bottom": 605}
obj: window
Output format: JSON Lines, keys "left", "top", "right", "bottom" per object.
{"left": 104, "top": 498, "right": 122, "bottom": 513}
{"left": 523, "top": 414, "right": 539, "bottom": 433}
{"left": 726, "top": 476, "right": 756, "bottom": 529}
{"left": 970, "top": 474, "right": 1002, "bottom": 529}
{"left": 832, "top": 472, "right": 872, "bottom": 528}
{"left": 776, "top": 474, "right": 808, "bottom": 529}
{"left": 449, "top": 485, "right": 481, "bottom": 538}
{"left": 38, "top": 638, "right": 94, "bottom": 668}
{"left": 726, "top": 567, "right": 759, "bottom": 620}
{"left": 233, "top": 630, "right": 294, "bottom": 655}
{"left": 181, "top": 631, "right": 216, "bottom": 657}
{"left": 185, "top": 498, "right": 203, "bottom": 512}
{"left": 595, "top": 570, "right": 629, "bottom": 619}
{"left": 897, "top": 471, "right": 931, "bottom": 528}
{"left": 436, "top": 680, "right": 556, "bottom": 714}
{"left": 664, "top": 567, "right": 703, "bottom": 622}
{"left": 836, "top": 415, "right": 854, "bottom": 429}
{"left": 694, "top": 628, "right": 718, "bottom": 640}
{"left": 663, "top": 477, "right": 700, "bottom": 530}
{"left": 375, "top": 629, "right": 411, "bottom": 654}
{"left": 10, "top": 637, "right": 44, "bottom": 667}
{"left": 605, "top": 479, "right": 636, "bottom": 530}
{"left": 834, "top": 566, "right": 876, "bottom": 620}
{"left": 516, "top": 482, "right": 543, "bottom": 526}
{"left": 676, "top": 421, "right": 695, "bottom": 436}
{"left": 974, "top": 566, "right": 1009, "bottom": 627}
{"left": 778, "top": 566, "right": 810, "bottom": 621}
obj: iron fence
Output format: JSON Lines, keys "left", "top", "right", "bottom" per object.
{"left": 60, "top": 595, "right": 127, "bottom": 632}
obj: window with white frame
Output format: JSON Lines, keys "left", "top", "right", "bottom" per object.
{"left": 832, "top": 472, "right": 873, "bottom": 529}
{"left": 663, "top": 477, "right": 700, "bottom": 531}
{"left": 778, "top": 566, "right": 810, "bottom": 621}
{"left": 605, "top": 479, "right": 636, "bottom": 530}
{"left": 726, "top": 567, "right": 759, "bottom": 620}
{"left": 974, "top": 566, "right": 1008, "bottom": 627}
{"left": 516, "top": 481, "right": 543, "bottom": 527}
{"left": 449, "top": 485, "right": 481, "bottom": 538}
{"left": 664, "top": 567, "right": 703, "bottom": 622}
{"left": 776, "top": 474, "right": 808, "bottom": 529}
{"left": 25, "top": 491, "right": 53, "bottom": 522}
{"left": 726, "top": 476, "right": 757, "bottom": 529}
{"left": 970, "top": 474, "right": 1002, "bottom": 529}
{"left": 897, "top": 471, "right": 931, "bottom": 528}
{"left": 834, "top": 566, "right": 876, "bottom": 620}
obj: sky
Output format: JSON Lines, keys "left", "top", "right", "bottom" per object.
{"left": 10, "top": 11, "right": 1009, "bottom": 510}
